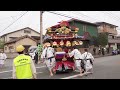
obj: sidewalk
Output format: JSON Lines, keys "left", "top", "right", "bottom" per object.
{"left": 93, "top": 53, "right": 112, "bottom": 58}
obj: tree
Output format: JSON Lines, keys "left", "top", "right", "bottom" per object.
{"left": 98, "top": 33, "right": 108, "bottom": 47}
{"left": 91, "top": 36, "right": 99, "bottom": 47}
{"left": 0, "top": 40, "right": 5, "bottom": 49}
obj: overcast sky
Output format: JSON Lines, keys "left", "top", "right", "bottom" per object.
{"left": 0, "top": 11, "right": 120, "bottom": 36}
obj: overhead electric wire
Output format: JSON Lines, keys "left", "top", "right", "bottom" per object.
{"left": 100, "top": 11, "right": 120, "bottom": 23}
{"left": 47, "top": 11, "right": 81, "bottom": 20}
{"left": 70, "top": 11, "right": 101, "bottom": 22}
{"left": 47, "top": 11, "right": 99, "bottom": 25}
{"left": 103, "top": 11, "right": 119, "bottom": 21}
{"left": 0, "top": 11, "right": 26, "bottom": 22}
{"left": 107, "top": 11, "right": 120, "bottom": 21}
{"left": 0, "top": 11, "right": 29, "bottom": 34}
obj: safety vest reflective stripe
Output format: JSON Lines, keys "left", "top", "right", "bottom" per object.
{"left": 14, "top": 55, "right": 33, "bottom": 79}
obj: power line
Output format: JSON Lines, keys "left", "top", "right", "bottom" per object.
{"left": 100, "top": 11, "right": 120, "bottom": 23}
{"left": 70, "top": 11, "right": 101, "bottom": 22}
{"left": 107, "top": 11, "right": 120, "bottom": 21}
{"left": 47, "top": 11, "right": 79, "bottom": 19}
{"left": 47, "top": 11, "right": 98, "bottom": 25}
{"left": 0, "top": 11, "right": 26, "bottom": 22}
{"left": 0, "top": 12, "right": 26, "bottom": 26}
{"left": 0, "top": 11, "right": 29, "bottom": 34}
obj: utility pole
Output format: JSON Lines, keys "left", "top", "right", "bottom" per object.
{"left": 40, "top": 11, "right": 43, "bottom": 45}
{"left": 38, "top": 11, "right": 44, "bottom": 63}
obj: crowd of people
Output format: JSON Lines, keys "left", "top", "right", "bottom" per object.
{"left": 40, "top": 42, "right": 94, "bottom": 77}
{"left": 93, "top": 47, "right": 110, "bottom": 56}
{"left": 0, "top": 43, "right": 94, "bottom": 79}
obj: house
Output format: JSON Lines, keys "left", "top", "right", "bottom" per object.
{"left": 0, "top": 27, "right": 40, "bottom": 43}
{"left": 0, "top": 27, "right": 41, "bottom": 58}
{"left": 3, "top": 35, "right": 38, "bottom": 58}
{"left": 68, "top": 19, "right": 98, "bottom": 37}
{"left": 95, "top": 22, "right": 118, "bottom": 50}
{"left": 4, "top": 35, "right": 37, "bottom": 53}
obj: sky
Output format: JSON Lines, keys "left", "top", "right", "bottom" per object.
{"left": 0, "top": 11, "right": 120, "bottom": 36}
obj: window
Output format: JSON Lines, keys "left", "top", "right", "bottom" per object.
{"left": 112, "top": 36, "right": 114, "bottom": 39}
{"left": 9, "top": 46, "right": 14, "bottom": 50}
{"left": 24, "top": 30, "right": 31, "bottom": 34}
{"left": 83, "top": 25, "right": 87, "bottom": 32}
{"left": 5, "top": 47, "right": 7, "bottom": 50}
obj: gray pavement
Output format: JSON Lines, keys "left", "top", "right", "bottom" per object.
{"left": 0, "top": 54, "right": 120, "bottom": 79}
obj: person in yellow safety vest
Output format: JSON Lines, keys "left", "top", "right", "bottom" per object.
{"left": 12, "top": 45, "right": 37, "bottom": 79}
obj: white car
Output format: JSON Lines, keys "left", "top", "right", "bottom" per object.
{"left": 28, "top": 46, "right": 37, "bottom": 60}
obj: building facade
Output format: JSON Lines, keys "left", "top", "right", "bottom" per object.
{"left": 4, "top": 35, "right": 37, "bottom": 53}
{"left": 0, "top": 27, "right": 40, "bottom": 43}
{"left": 68, "top": 19, "right": 98, "bottom": 37}
{"left": 96, "top": 22, "right": 118, "bottom": 50}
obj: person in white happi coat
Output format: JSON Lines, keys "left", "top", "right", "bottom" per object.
{"left": 82, "top": 49, "right": 94, "bottom": 74}
{"left": 68, "top": 46, "right": 84, "bottom": 76}
{"left": 41, "top": 42, "right": 56, "bottom": 76}
{"left": 0, "top": 51, "right": 7, "bottom": 68}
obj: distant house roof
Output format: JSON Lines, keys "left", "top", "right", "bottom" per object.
{"left": 51, "top": 19, "right": 97, "bottom": 28}
{"left": 4, "top": 35, "right": 37, "bottom": 45}
{"left": 1, "top": 27, "right": 40, "bottom": 37}
{"left": 95, "top": 22, "right": 118, "bottom": 27}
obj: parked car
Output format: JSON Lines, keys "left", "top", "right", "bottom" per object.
{"left": 112, "top": 50, "right": 118, "bottom": 55}
{"left": 28, "top": 46, "right": 37, "bottom": 60}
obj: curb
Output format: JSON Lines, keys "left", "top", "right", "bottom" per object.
{"left": 94, "top": 54, "right": 113, "bottom": 58}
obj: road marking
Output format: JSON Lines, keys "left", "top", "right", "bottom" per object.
{"left": 2, "top": 77, "right": 12, "bottom": 79}
{"left": 36, "top": 66, "right": 46, "bottom": 69}
{"left": 61, "top": 72, "right": 92, "bottom": 79}
{"left": 0, "top": 66, "right": 46, "bottom": 74}
{"left": 61, "top": 74, "right": 81, "bottom": 79}
{"left": 0, "top": 70, "right": 13, "bottom": 74}
{"left": 1, "top": 71, "right": 43, "bottom": 79}
{"left": 36, "top": 72, "right": 43, "bottom": 74}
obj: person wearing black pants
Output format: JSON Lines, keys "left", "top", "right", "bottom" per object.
{"left": 34, "top": 51, "right": 38, "bottom": 64}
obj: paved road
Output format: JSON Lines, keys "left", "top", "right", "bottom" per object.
{"left": 0, "top": 55, "right": 120, "bottom": 79}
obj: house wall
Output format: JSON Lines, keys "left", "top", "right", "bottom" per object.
{"left": 98, "top": 24, "right": 117, "bottom": 35}
{"left": 4, "top": 37, "right": 37, "bottom": 59}
{"left": 4, "top": 38, "right": 37, "bottom": 53}
{"left": 69, "top": 21, "right": 98, "bottom": 37}
{"left": 4, "top": 43, "right": 15, "bottom": 53}
{"left": 15, "top": 38, "right": 37, "bottom": 47}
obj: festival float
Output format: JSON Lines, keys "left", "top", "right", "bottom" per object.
{"left": 44, "top": 21, "right": 84, "bottom": 73}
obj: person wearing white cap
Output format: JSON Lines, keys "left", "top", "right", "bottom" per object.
{"left": 41, "top": 42, "right": 56, "bottom": 76}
